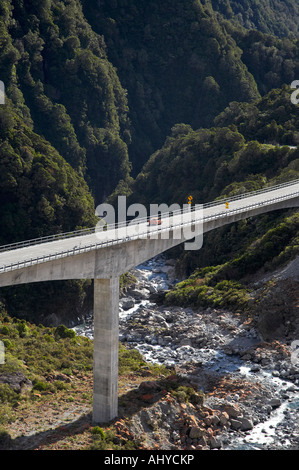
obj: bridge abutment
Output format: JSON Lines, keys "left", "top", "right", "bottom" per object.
{"left": 93, "top": 276, "right": 119, "bottom": 423}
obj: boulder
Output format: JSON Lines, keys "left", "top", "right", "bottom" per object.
{"left": 189, "top": 426, "right": 205, "bottom": 439}
{"left": 269, "top": 397, "right": 282, "bottom": 408}
{"left": 224, "top": 403, "right": 243, "bottom": 419}
{"left": 240, "top": 417, "right": 254, "bottom": 431}
{"left": 0, "top": 372, "right": 32, "bottom": 393}
{"left": 120, "top": 297, "right": 135, "bottom": 310}
{"left": 129, "top": 288, "right": 150, "bottom": 300}
{"left": 147, "top": 284, "right": 157, "bottom": 294}
{"left": 209, "top": 436, "right": 222, "bottom": 449}
{"left": 230, "top": 419, "right": 242, "bottom": 430}
{"left": 219, "top": 411, "right": 230, "bottom": 426}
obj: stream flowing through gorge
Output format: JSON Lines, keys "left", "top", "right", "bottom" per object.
{"left": 73, "top": 255, "right": 299, "bottom": 450}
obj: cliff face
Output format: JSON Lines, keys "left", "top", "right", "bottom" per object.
{"left": 253, "top": 257, "right": 299, "bottom": 341}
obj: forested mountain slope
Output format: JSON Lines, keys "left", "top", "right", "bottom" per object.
{"left": 0, "top": 96, "right": 98, "bottom": 325}
{"left": 82, "top": 0, "right": 260, "bottom": 172}
{"left": 82, "top": 0, "right": 299, "bottom": 172}
{"left": 128, "top": 86, "right": 299, "bottom": 207}
{"left": 209, "top": 0, "right": 299, "bottom": 37}
{"left": 0, "top": 0, "right": 131, "bottom": 204}
{"left": 0, "top": 99, "right": 97, "bottom": 245}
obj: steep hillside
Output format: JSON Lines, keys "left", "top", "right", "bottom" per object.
{"left": 209, "top": 0, "right": 299, "bottom": 37}
{"left": 82, "top": 0, "right": 261, "bottom": 172}
{"left": 2, "top": 0, "right": 299, "bottom": 193}
{"left": 0, "top": 95, "right": 98, "bottom": 324}
{"left": 0, "top": 0, "right": 133, "bottom": 322}
{"left": 0, "top": 0, "right": 131, "bottom": 203}
{"left": 0, "top": 1, "right": 298, "bottom": 451}
{"left": 82, "top": 0, "right": 299, "bottom": 172}
{"left": 0, "top": 99, "right": 97, "bottom": 245}
{"left": 128, "top": 86, "right": 299, "bottom": 207}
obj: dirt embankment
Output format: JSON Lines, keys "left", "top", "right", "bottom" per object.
{"left": 250, "top": 256, "right": 299, "bottom": 342}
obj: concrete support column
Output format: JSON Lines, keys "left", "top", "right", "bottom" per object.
{"left": 93, "top": 276, "right": 119, "bottom": 423}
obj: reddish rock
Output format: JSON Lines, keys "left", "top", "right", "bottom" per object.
{"left": 141, "top": 393, "right": 153, "bottom": 402}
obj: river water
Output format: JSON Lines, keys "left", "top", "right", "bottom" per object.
{"left": 73, "top": 255, "right": 299, "bottom": 450}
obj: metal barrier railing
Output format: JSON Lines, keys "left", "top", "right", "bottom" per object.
{"left": 0, "top": 178, "right": 298, "bottom": 255}
{"left": 0, "top": 184, "right": 298, "bottom": 274}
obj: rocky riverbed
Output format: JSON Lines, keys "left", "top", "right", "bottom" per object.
{"left": 74, "top": 255, "right": 299, "bottom": 450}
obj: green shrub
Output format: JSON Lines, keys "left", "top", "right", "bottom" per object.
{"left": 17, "top": 322, "right": 30, "bottom": 338}
{"left": 0, "top": 384, "right": 20, "bottom": 405}
{"left": 32, "top": 380, "right": 51, "bottom": 392}
{"left": 0, "top": 325, "right": 9, "bottom": 335}
{"left": 1, "top": 338, "right": 14, "bottom": 350}
{"left": 54, "top": 325, "right": 76, "bottom": 340}
{"left": 91, "top": 426, "right": 106, "bottom": 439}
{"left": 44, "top": 334, "right": 54, "bottom": 343}
{"left": 165, "top": 269, "right": 250, "bottom": 311}
{"left": 54, "top": 380, "right": 70, "bottom": 391}
{"left": 119, "top": 344, "right": 146, "bottom": 374}
{"left": 66, "top": 396, "right": 74, "bottom": 402}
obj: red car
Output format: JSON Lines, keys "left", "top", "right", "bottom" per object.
{"left": 148, "top": 216, "right": 162, "bottom": 226}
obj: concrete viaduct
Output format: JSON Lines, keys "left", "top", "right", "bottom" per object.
{"left": 0, "top": 179, "right": 298, "bottom": 423}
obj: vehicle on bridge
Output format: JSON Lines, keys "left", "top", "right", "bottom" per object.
{"left": 148, "top": 216, "right": 162, "bottom": 226}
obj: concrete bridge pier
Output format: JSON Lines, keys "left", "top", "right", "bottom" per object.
{"left": 93, "top": 276, "right": 119, "bottom": 423}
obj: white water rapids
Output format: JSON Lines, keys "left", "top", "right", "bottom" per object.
{"left": 73, "top": 255, "right": 299, "bottom": 450}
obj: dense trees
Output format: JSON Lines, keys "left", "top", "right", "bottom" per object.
{"left": 0, "top": 99, "right": 97, "bottom": 245}
{"left": 127, "top": 86, "right": 299, "bottom": 208}
{"left": 2, "top": 0, "right": 298, "bottom": 201}
{"left": 215, "top": 85, "right": 299, "bottom": 145}
{"left": 0, "top": 97, "right": 98, "bottom": 324}
{"left": 82, "top": 0, "right": 299, "bottom": 173}
{"left": 0, "top": 0, "right": 299, "bottom": 320}
{"left": 82, "top": 0, "right": 261, "bottom": 172}
{"left": 0, "top": 0, "right": 131, "bottom": 203}
{"left": 210, "top": 0, "right": 299, "bottom": 37}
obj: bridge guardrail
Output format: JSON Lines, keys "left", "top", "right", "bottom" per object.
{"left": 0, "top": 187, "right": 298, "bottom": 274}
{"left": 0, "top": 178, "right": 298, "bottom": 254}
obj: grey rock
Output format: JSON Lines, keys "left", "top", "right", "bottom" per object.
{"left": 269, "top": 397, "right": 282, "bottom": 408}
{"left": 224, "top": 403, "right": 243, "bottom": 419}
{"left": 230, "top": 419, "right": 243, "bottom": 430}
{"left": 147, "top": 284, "right": 157, "bottom": 294}
{"left": 240, "top": 417, "right": 254, "bottom": 431}
{"left": 189, "top": 426, "right": 205, "bottom": 439}
{"left": 209, "top": 436, "right": 222, "bottom": 449}
{"left": 121, "top": 297, "right": 135, "bottom": 310}
{"left": 129, "top": 288, "right": 150, "bottom": 300}
{"left": 0, "top": 372, "right": 32, "bottom": 393}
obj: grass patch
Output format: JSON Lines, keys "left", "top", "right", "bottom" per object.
{"left": 165, "top": 270, "right": 250, "bottom": 311}
{"left": 0, "top": 308, "right": 172, "bottom": 449}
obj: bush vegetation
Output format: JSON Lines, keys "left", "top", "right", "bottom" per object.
{"left": 0, "top": 308, "right": 170, "bottom": 431}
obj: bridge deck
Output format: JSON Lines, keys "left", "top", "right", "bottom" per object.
{"left": 0, "top": 180, "right": 298, "bottom": 273}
